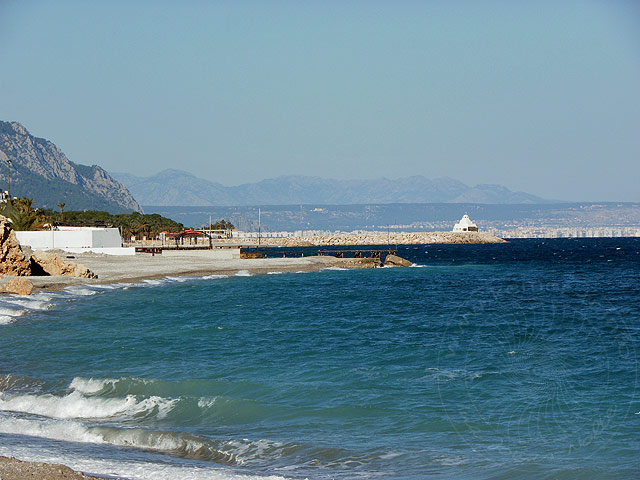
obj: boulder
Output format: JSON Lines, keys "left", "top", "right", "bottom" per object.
{"left": 2, "top": 277, "right": 34, "bottom": 295}
{"left": 384, "top": 254, "right": 413, "bottom": 267}
{"left": 0, "top": 215, "right": 32, "bottom": 276}
{"left": 30, "top": 251, "right": 98, "bottom": 279}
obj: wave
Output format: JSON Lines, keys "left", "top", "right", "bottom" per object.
{"left": 0, "top": 390, "right": 176, "bottom": 420}
{"left": 63, "top": 286, "right": 98, "bottom": 296}
{"left": 0, "top": 297, "right": 54, "bottom": 311}
{"left": 69, "top": 376, "right": 158, "bottom": 396}
{"left": 0, "top": 412, "right": 291, "bottom": 467}
{"left": 235, "top": 270, "right": 252, "bottom": 277}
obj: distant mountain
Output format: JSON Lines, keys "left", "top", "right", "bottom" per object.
{"left": 0, "top": 121, "right": 141, "bottom": 212}
{"left": 111, "top": 169, "right": 550, "bottom": 206}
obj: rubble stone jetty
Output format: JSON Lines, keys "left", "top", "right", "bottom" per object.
{"left": 239, "top": 231, "right": 506, "bottom": 247}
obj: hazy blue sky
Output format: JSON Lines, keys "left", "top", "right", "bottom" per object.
{"left": 1, "top": 0, "right": 639, "bottom": 201}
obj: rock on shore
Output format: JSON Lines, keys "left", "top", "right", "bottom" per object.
{"left": 1, "top": 277, "right": 34, "bottom": 295}
{"left": 384, "top": 254, "right": 413, "bottom": 267}
{"left": 0, "top": 215, "right": 32, "bottom": 276}
{"left": 30, "top": 251, "right": 97, "bottom": 279}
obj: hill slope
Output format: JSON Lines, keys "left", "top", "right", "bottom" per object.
{"left": 111, "top": 169, "right": 550, "bottom": 206}
{"left": 0, "top": 121, "right": 141, "bottom": 212}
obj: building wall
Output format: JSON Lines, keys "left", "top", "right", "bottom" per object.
{"left": 15, "top": 228, "right": 122, "bottom": 250}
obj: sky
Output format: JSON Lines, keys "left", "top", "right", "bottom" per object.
{"left": 1, "top": 0, "right": 639, "bottom": 202}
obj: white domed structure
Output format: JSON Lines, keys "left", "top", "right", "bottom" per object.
{"left": 453, "top": 214, "right": 478, "bottom": 232}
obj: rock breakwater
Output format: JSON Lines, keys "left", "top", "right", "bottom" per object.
{"left": 235, "top": 231, "right": 506, "bottom": 247}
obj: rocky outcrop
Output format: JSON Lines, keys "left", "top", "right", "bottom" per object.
{"left": 2, "top": 277, "right": 34, "bottom": 295}
{"left": 384, "top": 254, "right": 413, "bottom": 267}
{"left": 0, "top": 121, "right": 142, "bottom": 212}
{"left": 0, "top": 215, "right": 32, "bottom": 276}
{"left": 30, "top": 251, "right": 97, "bottom": 278}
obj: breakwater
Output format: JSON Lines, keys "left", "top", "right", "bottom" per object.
{"left": 241, "top": 231, "right": 506, "bottom": 247}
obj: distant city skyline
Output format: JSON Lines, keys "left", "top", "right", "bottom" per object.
{"left": 1, "top": 1, "right": 639, "bottom": 202}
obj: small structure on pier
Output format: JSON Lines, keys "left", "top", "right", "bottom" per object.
{"left": 453, "top": 214, "right": 478, "bottom": 232}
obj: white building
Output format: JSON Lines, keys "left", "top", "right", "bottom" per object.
{"left": 453, "top": 214, "right": 478, "bottom": 232}
{"left": 15, "top": 226, "right": 135, "bottom": 256}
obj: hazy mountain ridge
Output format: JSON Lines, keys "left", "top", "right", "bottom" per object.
{"left": 0, "top": 121, "right": 141, "bottom": 212}
{"left": 112, "top": 169, "right": 550, "bottom": 206}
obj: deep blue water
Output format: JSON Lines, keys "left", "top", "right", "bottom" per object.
{"left": 0, "top": 238, "right": 638, "bottom": 479}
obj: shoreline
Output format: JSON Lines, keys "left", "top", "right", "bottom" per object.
{"left": 2, "top": 252, "right": 356, "bottom": 293}
{"left": 2, "top": 233, "right": 506, "bottom": 293}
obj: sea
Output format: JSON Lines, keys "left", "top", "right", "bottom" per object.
{"left": 0, "top": 238, "right": 638, "bottom": 480}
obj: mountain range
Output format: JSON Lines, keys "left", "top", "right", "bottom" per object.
{"left": 112, "top": 169, "right": 550, "bottom": 206}
{"left": 0, "top": 121, "right": 141, "bottom": 213}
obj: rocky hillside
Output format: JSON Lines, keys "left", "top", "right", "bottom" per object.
{"left": 0, "top": 121, "right": 141, "bottom": 212}
{"left": 112, "top": 169, "right": 549, "bottom": 207}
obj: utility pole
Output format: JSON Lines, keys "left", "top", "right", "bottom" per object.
{"left": 6, "top": 158, "right": 11, "bottom": 198}
{"left": 258, "top": 208, "right": 261, "bottom": 246}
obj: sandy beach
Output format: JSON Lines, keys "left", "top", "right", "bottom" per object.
{"left": 0, "top": 456, "right": 116, "bottom": 480}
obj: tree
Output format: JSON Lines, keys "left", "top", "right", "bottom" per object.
{"left": 211, "top": 219, "right": 235, "bottom": 230}
{"left": 57, "top": 202, "right": 65, "bottom": 220}
{"left": 0, "top": 197, "right": 42, "bottom": 231}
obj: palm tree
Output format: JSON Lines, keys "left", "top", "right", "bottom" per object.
{"left": 57, "top": 202, "right": 65, "bottom": 221}
{"left": 8, "top": 209, "right": 40, "bottom": 231}
{"left": 0, "top": 200, "right": 40, "bottom": 231}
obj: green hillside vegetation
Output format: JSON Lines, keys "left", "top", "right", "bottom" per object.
{"left": 42, "top": 210, "right": 184, "bottom": 237}
{"left": 1, "top": 197, "right": 183, "bottom": 236}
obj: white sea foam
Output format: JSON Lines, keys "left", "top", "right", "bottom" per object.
{"left": 0, "top": 315, "right": 16, "bottom": 325}
{"left": 223, "top": 438, "right": 288, "bottom": 465}
{"left": 202, "top": 274, "right": 229, "bottom": 280}
{"left": 323, "top": 267, "right": 348, "bottom": 271}
{"left": 165, "top": 276, "right": 193, "bottom": 282}
{"left": 64, "top": 286, "right": 98, "bottom": 296}
{"left": 266, "top": 271, "right": 284, "bottom": 275}
{"left": 89, "top": 284, "right": 117, "bottom": 290}
{"left": 197, "top": 397, "right": 218, "bottom": 409}
{"left": 0, "top": 297, "right": 53, "bottom": 310}
{"left": 0, "top": 419, "right": 288, "bottom": 480}
{"left": 69, "top": 377, "right": 117, "bottom": 394}
{"left": 0, "top": 390, "right": 176, "bottom": 420}
{"left": 235, "top": 270, "right": 252, "bottom": 277}
{"left": 0, "top": 415, "right": 104, "bottom": 444}
{"left": 0, "top": 306, "right": 27, "bottom": 317}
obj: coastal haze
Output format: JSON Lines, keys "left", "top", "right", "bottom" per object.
{"left": 1, "top": 1, "right": 639, "bottom": 203}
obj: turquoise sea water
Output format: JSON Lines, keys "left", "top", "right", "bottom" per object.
{"left": 0, "top": 238, "right": 638, "bottom": 479}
